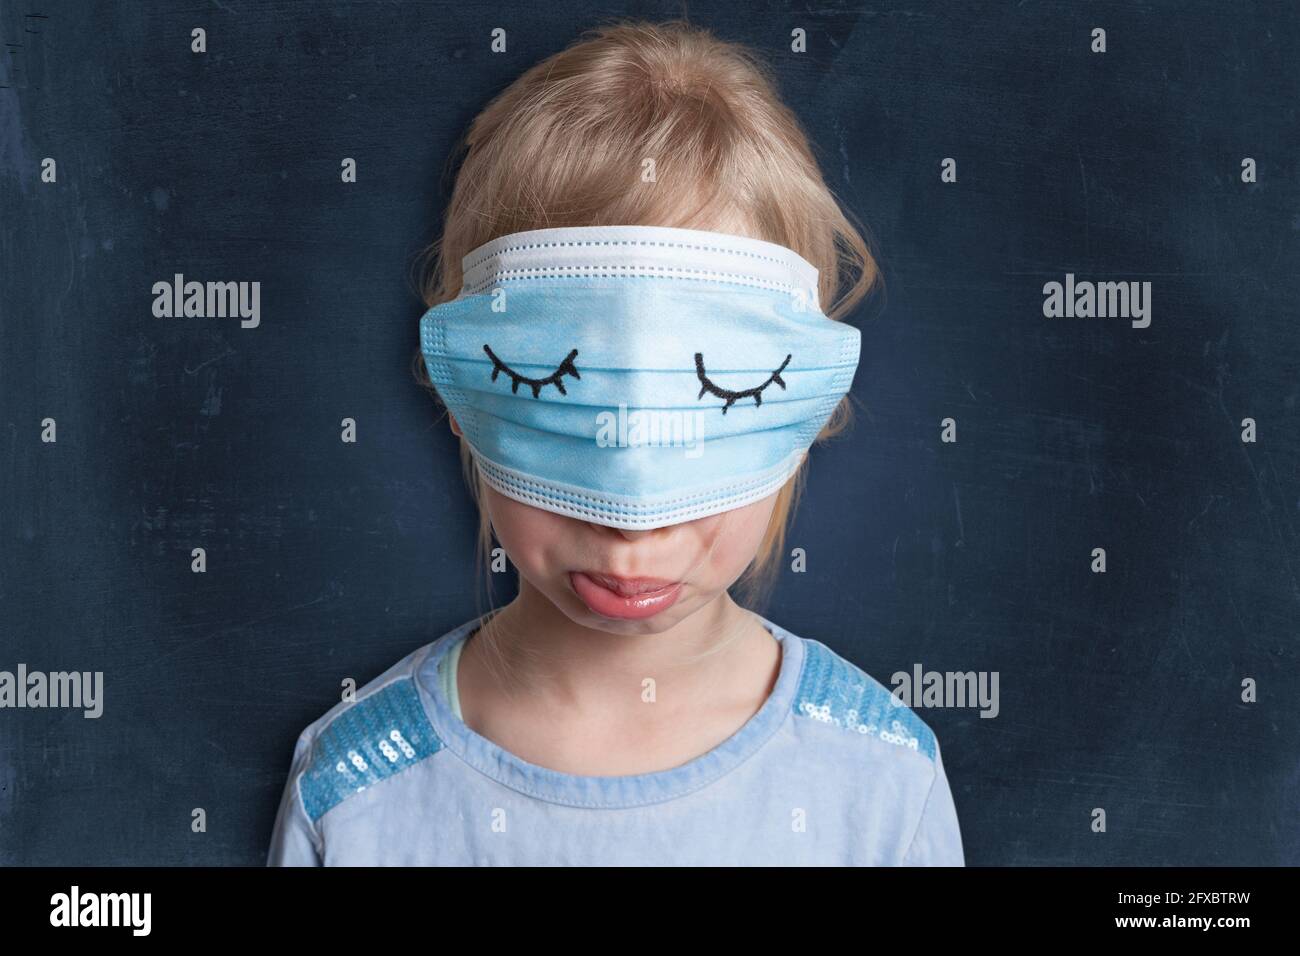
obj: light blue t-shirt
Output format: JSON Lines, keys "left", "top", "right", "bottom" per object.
{"left": 266, "top": 613, "right": 965, "bottom": 866}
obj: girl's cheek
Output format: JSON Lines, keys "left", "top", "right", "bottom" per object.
{"left": 717, "top": 529, "right": 767, "bottom": 579}
{"left": 486, "top": 489, "right": 573, "bottom": 576}
{"left": 694, "top": 499, "right": 777, "bottom": 583}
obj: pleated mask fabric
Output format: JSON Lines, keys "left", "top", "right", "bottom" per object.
{"left": 418, "top": 225, "right": 861, "bottom": 529}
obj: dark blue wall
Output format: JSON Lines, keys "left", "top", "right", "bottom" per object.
{"left": 1, "top": 1, "right": 1296, "bottom": 865}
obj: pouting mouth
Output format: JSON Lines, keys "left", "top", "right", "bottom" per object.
{"left": 581, "top": 572, "right": 680, "bottom": 597}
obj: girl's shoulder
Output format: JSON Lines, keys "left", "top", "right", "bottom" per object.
{"left": 281, "top": 619, "right": 472, "bottom": 826}
{"left": 770, "top": 625, "right": 963, "bottom": 866}
{"left": 767, "top": 619, "right": 942, "bottom": 766}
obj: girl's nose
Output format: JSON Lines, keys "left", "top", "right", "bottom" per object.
{"left": 590, "top": 523, "right": 663, "bottom": 541}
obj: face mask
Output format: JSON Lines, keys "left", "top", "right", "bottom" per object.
{"left": 419, "top": 225, "right": 861, "bottom": 529}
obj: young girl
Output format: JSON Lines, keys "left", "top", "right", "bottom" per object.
{"left": 268, "top": 19, "right": 963, "bottom": 866}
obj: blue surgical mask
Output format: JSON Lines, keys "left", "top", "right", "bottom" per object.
{"left": 419, "top": 225, "right": 860, "bottom": 529}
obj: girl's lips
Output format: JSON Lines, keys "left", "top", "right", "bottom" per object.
{"left": 569, "top": 571, "right": 683, "bottom": 620}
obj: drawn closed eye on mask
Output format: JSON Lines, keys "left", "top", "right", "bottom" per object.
{"left": 483, "top": 344, "right": 581, "bottom": 397}
{"left": 695, "top": 352, "right": 792, "bottom": 414}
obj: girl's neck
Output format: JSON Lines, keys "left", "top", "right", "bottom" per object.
{"left": 455, "top": 580, "right": 782, "bottom": 775}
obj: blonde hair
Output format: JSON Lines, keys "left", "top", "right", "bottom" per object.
{"left": 411, "top": 18, "right": 880, "bottom": 637}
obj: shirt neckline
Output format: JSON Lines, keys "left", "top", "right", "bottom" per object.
{"left": 414, "top": 611, "right": 806, "bottom": 809}
{"left": 437, "top": 636, "right": 465, "bottom": 718}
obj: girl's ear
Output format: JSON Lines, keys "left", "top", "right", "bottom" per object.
{"left": 449, "top": 413, "right": 463, "bottom": 438}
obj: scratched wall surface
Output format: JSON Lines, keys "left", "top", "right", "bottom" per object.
{"left": 1, "top": 1, "right": 1297, "bottom": 866}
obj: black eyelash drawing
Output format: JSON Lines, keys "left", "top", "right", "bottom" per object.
{"left": 483, "top": 345, "right": 581, "bottom": 397}
{"left": 695, "top": 352, "right": 792, "bottom": 413}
